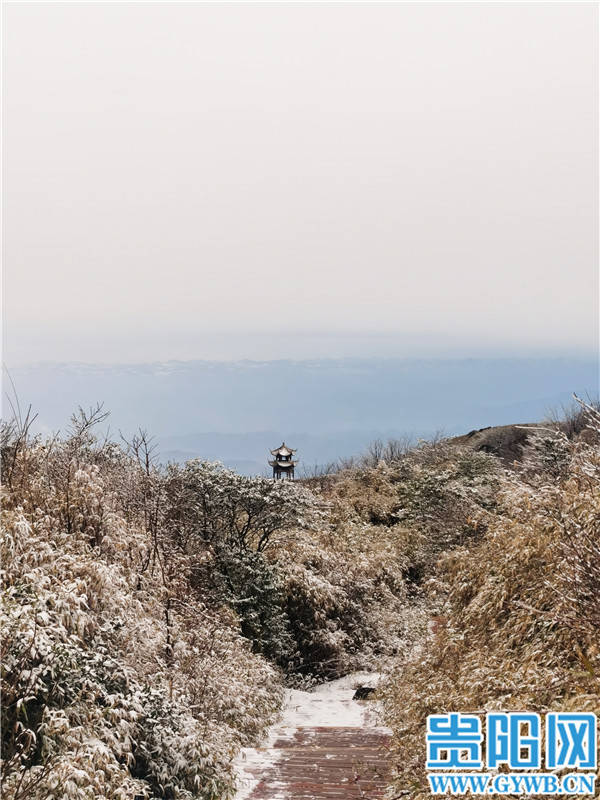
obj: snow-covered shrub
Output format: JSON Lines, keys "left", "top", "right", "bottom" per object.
{"left": 162, "top": 460, "right": 319, "bottom": 553}
{"left": 212, "top": 547, "right": 294, "bottom": 665}
{"left": 326, "top": 443, "right": 500, "bottom": 586}
{"left": 161, "top": 460, "right": 321, "bottom": 666}
{"left": 380, "top": 406, "right": 600, "bottom": 798}
{"left": 273, "top": 518, "right": 414, "bottom": 680}
{"left": 520, "top": 427, "right": 572, "bottom": 481}
{"left": 1, "top": 419, "right": 283, "bottom": 800}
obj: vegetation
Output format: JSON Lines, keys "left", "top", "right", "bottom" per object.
{"left": 0, "top": 405, "right": 411, "bottom": 798}
{"left": 1, "top": 410, "right": 283, "bottom": 799}
{"left": 1, "top": 399, "right": 598, "bottom": 798}
{"left": 380, "top": 401, "right": 600, "bottom": 797}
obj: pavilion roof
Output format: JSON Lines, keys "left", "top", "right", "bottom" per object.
{"left": 270, "top": 442, "right": 296, "bottom": 456}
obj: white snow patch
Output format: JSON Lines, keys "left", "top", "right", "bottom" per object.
{"left": 232, "top": 672, "right": 387, "bottom": 799}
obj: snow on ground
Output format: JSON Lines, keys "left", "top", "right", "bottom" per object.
{"left": 232, "top": 672, "right": 387, "bottom": 800}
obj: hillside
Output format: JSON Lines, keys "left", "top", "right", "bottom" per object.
{"left": 1, "top": 401, "right": 599, "bottom": 799}
{"left": 449, "top": 422, "right": 541, "bottom": 462}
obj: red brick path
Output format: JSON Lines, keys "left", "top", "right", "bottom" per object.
{"left": 245, "top": 726, "right": 391, "bottom": 799}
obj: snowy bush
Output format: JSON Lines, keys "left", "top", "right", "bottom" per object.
{"left": 277, "top": 520, "right": 412, "bottom": 680}
{"left": 380, "top": 403, "right": 600, "bottom": 798}
{"left": 1, "top": 417, "right": 282, "bottom": 800}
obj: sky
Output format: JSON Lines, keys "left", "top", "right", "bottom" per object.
{"left": 3, "top": 2, "right": 598, "bottom": 365}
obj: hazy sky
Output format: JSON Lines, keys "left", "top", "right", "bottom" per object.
{"left": 3, "top": 2, "right": 598, "bottom": 364}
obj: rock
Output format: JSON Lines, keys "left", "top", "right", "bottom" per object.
{"left": 353, "top": 686, "right": 376, "bottom": 700}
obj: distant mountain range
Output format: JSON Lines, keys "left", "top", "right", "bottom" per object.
{"left": 6, "top": 357, "right": 597, "bottom": 474}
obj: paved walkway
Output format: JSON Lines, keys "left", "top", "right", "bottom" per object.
{"left": 244, "top": 725, "right": 391, "bottom": 799}
{"left": 234, "top": 673, "right": 391, "bottom": 800}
